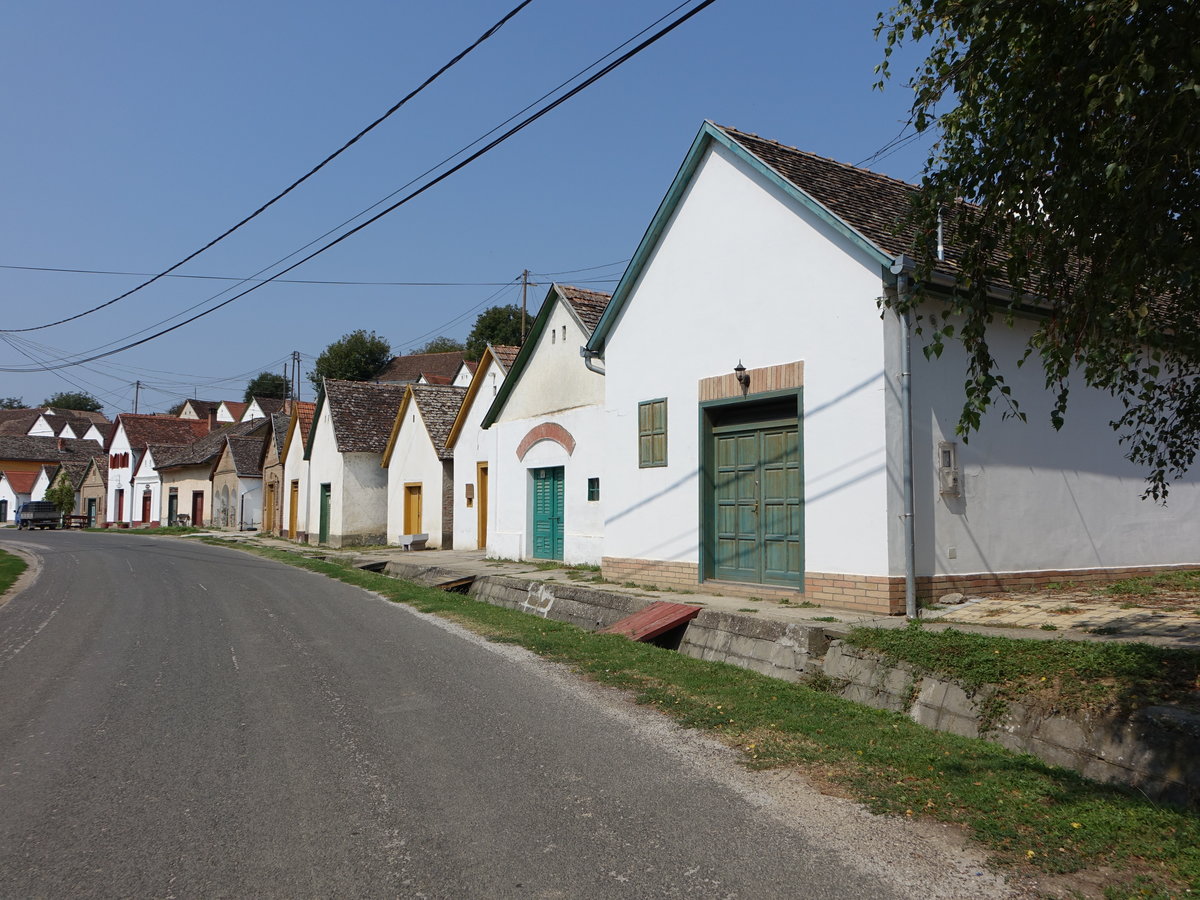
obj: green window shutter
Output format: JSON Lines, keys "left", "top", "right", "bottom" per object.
{"left": 637, "top": 399, "right": 668, "bottom": 468}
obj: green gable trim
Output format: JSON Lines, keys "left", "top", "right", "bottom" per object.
{"left": 586, "top": 121, "right": 893, "bottom": 354}
{"left": 302, "top": 388, "right": 326, "bottom": 461}
{"left": 480, "top": 285, "right": 557, "bottom": 430}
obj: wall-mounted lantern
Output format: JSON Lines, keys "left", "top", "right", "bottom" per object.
{"left": 734, "top": 360, "right": 750, "bottom": 395}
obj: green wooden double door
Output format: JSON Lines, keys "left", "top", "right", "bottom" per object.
{"left": 713, "top": 421, "right": 802, "bottom": 586}
{"left": 531, "top": 466, "right": 564, "bottom": 561}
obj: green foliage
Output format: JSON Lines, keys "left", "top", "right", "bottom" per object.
{"left": 42, "top": 391, "right": 103, "bottom": 412}
{"left": 243, "top": 371, "right": 290, "bottom": 403}
{"left": 0, "top": 549, "right": 26, "bottom": 595}
{"left": 876, "top": 1, "right": 1200, "bottom": 499}
{"left": 465, "top": 304, "right": 524, "bottom": 360}
{"left": 44, "top": 474, "right": 76, "bottom": 515}
{"left": 410, "top": 336, "right": 465, "bottom": 355}
{"left": 308, "top": 330, "right": 393, "bottom": 398}
{"left": 166, "top": 401, "right": 187, "bottom": 416}
{"left": 0, "top": 397, "right": 24, "bottom": 410}
{"left": 208, "top": 539, "right": 1200, "bottom": 893}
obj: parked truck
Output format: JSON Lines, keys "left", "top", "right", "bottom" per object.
{"left": 16, "top": 501, "right": 60, "bottom": 529}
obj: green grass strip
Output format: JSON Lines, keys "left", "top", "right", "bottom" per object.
{"left": 209, "top": 540, "right": 1199, "bottom": 897}
{"left": 846, "top": 623, "right": 1200, "bottom": 714}
{"left": 0, "top": 548, "right": 27, "bottom": 596}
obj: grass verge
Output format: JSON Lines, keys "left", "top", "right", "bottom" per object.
{"left": 0, "top": 548, "right": 27, "bottom": 595}
{"left": 208, "top": 539, "right": 1200, "bottom": 897}
{"left": 1105, "top": 569, "right": 1200, "bottom": 598}
{"left": 846, "top": 623, "right": 1200, "bottom": 716}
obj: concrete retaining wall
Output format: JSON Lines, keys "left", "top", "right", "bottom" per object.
{"left": 824, "top": 642, "right": 1200, "bottom": 808}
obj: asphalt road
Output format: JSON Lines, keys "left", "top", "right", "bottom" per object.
{"left": 0, "top": 532, "right": 1012, "bottom": 899}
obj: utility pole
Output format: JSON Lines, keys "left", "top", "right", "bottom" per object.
{"left": 133, "top": 380, "right": 141, "bottom": 414}
{"left": 292, "top": 350, "right": 302, "bottom": 403}
{"left": 521, "top": 269, "right": 530, "bottom": 342}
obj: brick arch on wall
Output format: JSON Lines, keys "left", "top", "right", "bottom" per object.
{"left": 516, "top": 422, "right": 576, "bottom": 460}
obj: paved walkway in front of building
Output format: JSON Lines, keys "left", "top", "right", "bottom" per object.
{"left": 198, "top": 532, "right": 1200, "bottom": 651}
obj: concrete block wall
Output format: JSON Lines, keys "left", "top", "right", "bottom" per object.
{"left": 823, "top": 642, "right": 1200, "bottom": 808}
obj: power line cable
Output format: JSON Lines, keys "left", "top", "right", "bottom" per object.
{"left": 0, "top": 0, "right": 535, "bottom": 334}
{"left": 0, "top": 263, "right": 529, "bottom": 286}
{"left": 531, "top": 258, "right": 629, "bottom": 277}
{"left": 6, "top": 1, "right": 697, "bottom": 367}
{"left": 0, "top": 0, "right": 716, "bottom": 373}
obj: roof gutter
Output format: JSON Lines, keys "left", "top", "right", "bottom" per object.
{"left": 579, "top": 346, "right": 605, "bottom": 376}
{"left": 890, "top": 253, "right": 918, "bottom": 621}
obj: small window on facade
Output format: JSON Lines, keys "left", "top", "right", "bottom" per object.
{"left": 587, "top": 477, "right": 600, "bottom": 502}
{"left": 551, "top": 329, "right": 556, "bottom": 344}
{"left": 638, "top": 399, "right": 668, "bottom": 468}
{"left": 562, "top": 325, "right": 567, "bottom": 341}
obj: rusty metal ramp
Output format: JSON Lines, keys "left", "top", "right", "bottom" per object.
{"left": 598, "top": 601, "right": 703, "bottom": 642}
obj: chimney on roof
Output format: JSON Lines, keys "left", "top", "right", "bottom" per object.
{"left": 57, "top": 437, "right": 66, "bottom": 451}
{"left": 208, "top": 408, "right": 218, "bottom": 432}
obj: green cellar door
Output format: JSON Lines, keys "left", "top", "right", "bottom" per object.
{"left": 531, "top": 466, "right": 564, "bottom": 561}
{"left": 713, "top": 424, "right": 801, "bottom": 586}
{"left": 318, "top": 483, "right": 331, "bottom": 544}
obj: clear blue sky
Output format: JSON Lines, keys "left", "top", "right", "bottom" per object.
{"left": 1, "top": 0, "right": 932, "bottom": 414}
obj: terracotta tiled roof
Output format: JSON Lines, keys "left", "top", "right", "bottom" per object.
{"left": 2, "top": 471, "right": 37, "bottom": 494}
{"left": 225, "top": 435, "right": 266, "bottom": 476}
{"left": 0, "top": 435, "right": 101, "bottom": 463}
{"left": 323, "top": 379, "right": 409, "bottom": 453}
{"left": 182, "top": 399, "right": 220, "bottom": 418}
{"left": 221, "top": 401, "right": 248, "bottom": 421}
{"left": 556, "top": 285, "right": 612, "bottom": 335}
{"left": 490, "top": 344, "right": 520, "bottom": 372}
{"left": 408, "top": 385, "right": 468, "bottom": 459}
{"left": 464, "top": 360, "right": 479, "bottom": 374}
{"left": 154, "top": 418, "right": 268, "bottom": 469}
{"left": 113, "top": 414, "right": 210, "bottom": 452}
{"left": 375, "top": 350, "right": 467, "bottom": 383}
{"left": 293, "top": 401, "right": 317, "bottom": 446}
{"left": 421, "top": 373, "right": 453, "bottom": 385}
{"left": 49, "top": 407, "right": 109, "bottom": 424}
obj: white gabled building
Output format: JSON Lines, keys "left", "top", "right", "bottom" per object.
{"left": 480, "top": 285, "right": 611, "bottom": 565}
{"left": 280, "top": 401, "right": 316, "bottom": 541}
{"left": 445, "top": 344, "right": 520, "bottom": 551}
{"left": 381, "top": 383, "right": 467, "bottom": 548}
{"left": 583, "top": 121, "right": 1200, "bottom": 614}
{"left": 303, "top": 379, "right": 407, "bottom": 547}
{"left": 105, "top": 415, "right": 209, "bottom": 525}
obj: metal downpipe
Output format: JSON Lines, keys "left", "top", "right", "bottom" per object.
{"left": 891, "top": 255, "right": 918, "bottom": 620}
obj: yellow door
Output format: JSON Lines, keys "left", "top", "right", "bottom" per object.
{"left": 288, "top": 481, "right": 299, "bottom": 540}
{"left": 404, "top": 484, "right": 422, "bottom": 534}
{"left": 476, "top": 463, "right": 489, "bottom": 549}
{"left": 264, "top": 482, "right": 276, "bottom": 533}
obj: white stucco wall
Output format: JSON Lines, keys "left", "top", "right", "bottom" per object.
{"left": 31, "top": 469, "right": 52, "bottom": 502}
{"left": 490, "top": 404, "right": 607, "bottom": 565}
{"left": 159, "top": 466, "right": 212, "bottom": 526}
{"left": 902, "top": 305, "right": 1200, "bottom": 576}
{"left": 282, "top": 434, "right": 310, "bottom": 538}
{"left": 451, "top": 360, "right": 505, "bottom": 550}
{"left": 0, "top": 479, "right": 23, "bottom": 523}
{"left": 600, "top": 141, "right": 891, "bottom": 577}
{"left": 132, "top": 449, "right": 163, "bottom": 523}
{"left": 106, "top": 427, "right": 135, "bottom": 524}
{"left": 305, "top": 406, "right": 388, "bottom": 545}
{"left": 488, "top": 297, "right": 608, "bottom": 565}
{"left": 385, "top": 405, "right": 449, "bottom": 547}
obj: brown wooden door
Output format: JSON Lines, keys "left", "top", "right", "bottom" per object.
{"left": 264, "top": 482, "right": 276, "bottom": 533}
{"left": 191, "top": 491, "right": 204, "bottom": 526}
{"left": 476, "top": 463, "right": 489, "bottom": 549}
{"left": 403, "top": 484, "right": 422, "bottom": 534}
{"left": 288, "top": 481, "right": 298, "bottom": 540}
{"left": 141, "top": 490, "right": 152, "bottom": 523}
{"left": 115, "top": 489, "right": 124, "bottom": 522}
